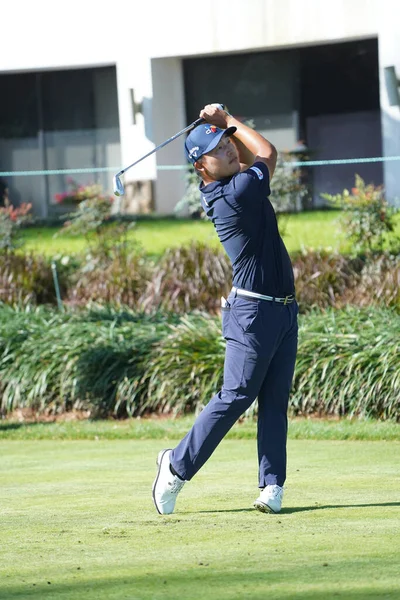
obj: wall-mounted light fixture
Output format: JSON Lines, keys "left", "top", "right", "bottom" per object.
{"left": 384, "top": 66, "right": 400, "bottom": 107}
{"left": 130, "top": 89, "right": 143, "bottom": 124}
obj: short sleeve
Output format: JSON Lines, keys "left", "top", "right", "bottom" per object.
{"left": 230, "top": 161, "right": 271, "bottom": 201}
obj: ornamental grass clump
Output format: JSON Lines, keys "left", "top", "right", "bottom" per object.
{"left": 292, "top": 307, "right": 400, "bottom": 420}
{"left": 141, "top": 242, "right": 231, "bottom": 314}
{"left": 0, "top": 307, "right": 398, "bottom": 420}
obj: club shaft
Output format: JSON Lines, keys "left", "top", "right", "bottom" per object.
{"left": 118, "top": 117, "right": 204, "bottom": 177}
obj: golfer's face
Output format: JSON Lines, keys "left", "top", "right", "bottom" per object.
{"left": 202, "top": 136, "right": 240, "bottom": 179}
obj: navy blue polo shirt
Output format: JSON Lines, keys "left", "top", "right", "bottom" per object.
{"left": 200, "top": 161, "right": 295, "bottom": 297}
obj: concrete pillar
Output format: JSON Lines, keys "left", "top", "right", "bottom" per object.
{"left": 151, "top": 57, "right": 187, "bottom": 214}
{"left": 378, "top": 8, "right": 400, "bottom": 206}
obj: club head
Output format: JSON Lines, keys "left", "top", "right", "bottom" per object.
{"left": 113, "top": 174, "right": 124, "bottom": 197}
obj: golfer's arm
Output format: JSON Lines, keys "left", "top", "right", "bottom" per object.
{"left": 226, "top": 115, "right": 278, "bottom": 179}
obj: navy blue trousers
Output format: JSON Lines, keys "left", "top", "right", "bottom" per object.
{"left": 170, "top": 290, "right": 298, "bottom": 488}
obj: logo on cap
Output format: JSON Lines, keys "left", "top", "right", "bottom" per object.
{"left": 189, "top": 146, "right": 199, "bottom": 158}
{"left": 205, "top": 126, "right": 217, "bottom": 134}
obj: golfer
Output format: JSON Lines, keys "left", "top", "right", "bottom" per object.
{"left": 153, "top": 104, "right": 298, "bottom": 515}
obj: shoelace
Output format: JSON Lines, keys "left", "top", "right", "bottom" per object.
{"left": 168, "top": 478, "right": 185, "bottom": 495}
{"left": 266, "top": 486, "right": 283, "bottom": 499}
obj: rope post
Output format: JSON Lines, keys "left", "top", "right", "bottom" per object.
{"left": 51, "top": 261, "right": 64, "bottom": 312}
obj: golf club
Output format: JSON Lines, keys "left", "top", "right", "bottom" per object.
{"left": 113, "top": 104, "right": 226, "bottom": 196}
{"left": 113, "top": 117, "right": 206, "bottom": 196}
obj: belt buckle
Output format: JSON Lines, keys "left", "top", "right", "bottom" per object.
{"left": 284, "top": 295, "right": 291, "bottom": 305}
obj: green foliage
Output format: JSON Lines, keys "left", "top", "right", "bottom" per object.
{"left": 0, "top": 202, "right": 32, "bottom": 253}
{"left": 60, "top": 195, "right": 114, "bottom": 238}
{"left": 57, "top": 182, "right": 138, "bottom": 262}
{"left": 321, "top": 174, "right": 400, "bottom": 254}
{"left": 292, "top": 308, "right": 400, "bottom": 420}
{"left": 54, "top": 182, "right": 152, "bottom": 306}
{"left": 0, "top": 305, "right": 398, "bottom": 420}
{"left": 143, "top": 317, "right": 225, "bottom": 415}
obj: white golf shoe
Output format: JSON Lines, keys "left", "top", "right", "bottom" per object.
{"left": 253, "top": 484, "right": 284, "bottom": 514}
{"left": 152, "top": 449, "right": 186, "bottom": 515}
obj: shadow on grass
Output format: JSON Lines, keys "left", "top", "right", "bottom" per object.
{"left": 198, "top": 508, "right": 254, "bottom": 513}
{"left": 1, "top": 571, "right": 397, "bottom": 600}
{"left": 197, "top": 502, "right": 400, "bottom": 515}
{"left": 283, "top": 502, "right": 400, "bottom": 514}
{"left": 0, "top": 421, "right": 67, "bottom": 432}
{"left": 0, "top": 422, "right": 25, "bottom": 431}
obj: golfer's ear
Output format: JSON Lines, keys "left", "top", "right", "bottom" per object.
{"left": 194, "top": 159, "right": 204, "bottom": 174}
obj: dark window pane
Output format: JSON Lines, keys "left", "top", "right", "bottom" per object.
{"left": 300, "top": 38, "right": 380, "bottom": 118}
{"left": 41, "top": 69, "right": 95, "bottom": 131}
{"left": 0, "top": 73, "right": 38, "bottom": 138}
{"left": 183, "top": 50, "right": 298, "bottom": 124}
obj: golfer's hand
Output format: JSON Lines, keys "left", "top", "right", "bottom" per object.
{"left": 199, "top": 104, "right": 230, "bottom": 129}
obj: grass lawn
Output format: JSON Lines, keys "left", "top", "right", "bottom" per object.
{"left": 20, "top": 211, "right": 348, "bottom": 258}
{"left": 1, "top": 419, "right": 399, "bottom": 599}
{"left": 0, "top": 416, "right": 399, "bottom": 442}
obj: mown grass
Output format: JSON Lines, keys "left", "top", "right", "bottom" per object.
{"left": 0, "top": 416, "right": 399, "bottom": 441}
{"left": 18, "top": 211, "right": 400, "bottom": 258}
{"left": 0, "top": 438, "right": 399, "bottom": 599}
{"left": 20, "top": 211, "right": 346, "bottom": 258}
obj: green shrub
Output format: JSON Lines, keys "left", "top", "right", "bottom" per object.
{"left": 0, "top": 307, "right": 171, "bottom": 417}
{"left": 142, "top": 316, "right": 225, "bottom": 415}
{"left": 0, "top": 202, "right": 32, "bottom": 253}
{"left": 292, "top": 307, "right": 400, "bottom": 420}
{"left": 321, "top": 174, "right": 400, "bottom": 254}
{"left": 0, "top": 306, "right": 398, "bottom": 420}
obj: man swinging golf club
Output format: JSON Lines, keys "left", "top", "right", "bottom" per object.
{"left": 152, "top": 104, "right": 298, "bottom": 515}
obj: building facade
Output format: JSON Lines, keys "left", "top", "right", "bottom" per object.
{"left": 0, "top": 0, "right": 399, "bottom": 216}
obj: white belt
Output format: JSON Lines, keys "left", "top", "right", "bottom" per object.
{"left": 232, "top": 286, "right": 295, "bottom": 305}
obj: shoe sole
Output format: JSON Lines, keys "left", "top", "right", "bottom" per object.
{"left": 152, "top": 448, "right": 171, "bottom": 515}
{"left": 253, "top": 500, "right": 279, "bottom": 514}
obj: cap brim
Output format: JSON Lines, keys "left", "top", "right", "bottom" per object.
{"left": 202, "top": 126, "right": 237, "bottom": 156}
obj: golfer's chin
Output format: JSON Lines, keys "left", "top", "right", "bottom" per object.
{"left": 221, "top": 161, "right": 240, "bottom": 178}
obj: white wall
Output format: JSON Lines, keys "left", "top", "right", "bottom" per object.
{"left": 1, "top": 0, "right": 399, "bottom": 209}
